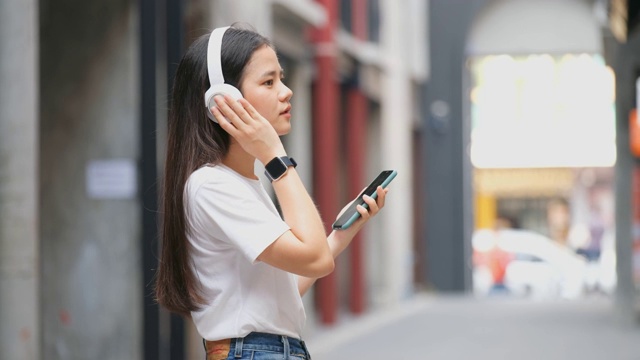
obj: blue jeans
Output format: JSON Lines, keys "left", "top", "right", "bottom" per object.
{"left": 203, "top": 332, "right": 311, "bottom": 360}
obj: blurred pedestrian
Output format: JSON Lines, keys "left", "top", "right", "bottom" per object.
{"left": 154, "top": 24, "right": 389, "bottom": 360}
{"left": 547, "top": 197, "right": 571, "bottom": 246}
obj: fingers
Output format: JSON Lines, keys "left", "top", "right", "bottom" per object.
{"left": 238, "top": 98, "right": 262, "bottom": 120}
{"left": 225, "top": 95, "right": 253, "bottom": 122}
{"left": 376, "top": 186, "right": 388, "bottom": 209}
{"left": 358, "top": 186, "right": 388, "bottom": 220}
{"left": 210, "top": 106, "right": 238, "bottom": 133}
{"left": 366, "top": 187, "right": 388, "bottom": 210}
{"left": 212, "top": 95, "right": 251, "bottom": 128}
{"left": 356, "top": 204, "right": 371, "bottom": 221}
{"left": 362, "top": 195, "right": 379, "bottom": 214}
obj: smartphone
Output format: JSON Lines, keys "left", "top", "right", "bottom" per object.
{"left": 332, "top": 170, "right": 397, "bottom": 230}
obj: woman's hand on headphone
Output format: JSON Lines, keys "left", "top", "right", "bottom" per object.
{"left": 211, "top": 94, "right": 286, "bottom": 164}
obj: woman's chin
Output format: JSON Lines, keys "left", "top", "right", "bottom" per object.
{"left": 276, "top": 122, "right": 291, "bottom": 136}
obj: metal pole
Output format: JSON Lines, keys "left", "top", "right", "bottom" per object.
{"left": 140, "top": 0, "right": 160, "bottom": 358}
{"left": 166, "top": 0, "right": 186, "bottom": 357}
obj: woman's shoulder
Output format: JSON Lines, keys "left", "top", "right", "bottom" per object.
{"left": 187, "top": 164, "right": 231, "bottom": 190}
{"left": 190, "top": 163, "right": 226, "bottom": 178}
{"left": 186, "top": 164, "right": 257, "bottom": 197}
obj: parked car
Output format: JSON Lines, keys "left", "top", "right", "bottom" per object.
{"left": 472, "top": 229, "right": 588, "bottom": 300}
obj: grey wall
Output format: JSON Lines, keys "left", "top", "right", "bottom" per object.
{"left": 467, "top": 0, "right": 602, "bottom": 55}
{"left": 423, "top": 0, "right": 487, "bottom": 292}
{"left": 613, "top": 31, "right": 640, "bottom": 325}
{"left": 40, "top": 0, "right": 141, "bottom": 358}
{"left": 0, "top": 0, "right": 40, "bottom": 358}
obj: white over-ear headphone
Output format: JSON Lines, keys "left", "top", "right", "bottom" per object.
{"left": 204, "top": 26, "right": 243, "bottom": 123}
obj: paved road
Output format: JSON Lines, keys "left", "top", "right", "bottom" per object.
{"left": 305, "top": 294, "right": 640, "bottom": 360}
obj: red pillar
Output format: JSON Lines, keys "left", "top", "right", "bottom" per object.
{"left": 312, "top": 0, "right": 339, "bottom": 325}
{"left": 347, "top": 0, "right": 369, "bottom": 315}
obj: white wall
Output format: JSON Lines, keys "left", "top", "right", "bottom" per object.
{"left": 376, "top": 0, "right": 421, "bottom": 304}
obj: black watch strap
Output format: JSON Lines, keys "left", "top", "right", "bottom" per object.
{"left": 264, "top": 156, "right": 297, "bottom": 182}
{"left": 281, "top": 156, "right": 297, "bottom": 168}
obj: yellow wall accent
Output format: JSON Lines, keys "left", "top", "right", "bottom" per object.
{"left": 475, "top": 193, "right": 496, "bottom": 229}
{"left": 474, "top": 168, "right": 574, "bottom": 197}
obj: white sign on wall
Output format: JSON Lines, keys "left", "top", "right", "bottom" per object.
{"left": 86, "top": 159, "right": 138, "bottom": 199}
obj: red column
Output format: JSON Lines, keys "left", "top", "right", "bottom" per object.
{"left": 347, "top": 0, "right": 369, "bottom": 315}
{"left": 312, "top": 0, "right": 339, "bottom": 325}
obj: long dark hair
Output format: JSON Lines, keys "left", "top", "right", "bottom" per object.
{"left": 155, "top": 25, "right": 272, "bottom": 315}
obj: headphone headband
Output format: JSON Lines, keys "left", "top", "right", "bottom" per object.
{"left": 207, "top": 26, "right": 229, "bottom": 86}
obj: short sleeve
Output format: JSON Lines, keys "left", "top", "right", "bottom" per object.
{"left": 188, "top": 176, "right": 290, "bottom": 263}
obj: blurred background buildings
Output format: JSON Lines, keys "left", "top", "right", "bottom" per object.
{"left": 1, "top": 0, "right": 639, "bottom": 359}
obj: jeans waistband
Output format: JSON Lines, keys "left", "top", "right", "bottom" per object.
{"left": 204, "top": 332, "right": 311, "bottom": 359}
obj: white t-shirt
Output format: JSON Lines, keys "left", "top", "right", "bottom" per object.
{"left": 185, "top": 164, "right": 306, "bottom": 341}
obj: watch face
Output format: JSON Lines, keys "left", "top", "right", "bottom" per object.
{"left": 265, "top": 157, "right": 287, "bottom": 180}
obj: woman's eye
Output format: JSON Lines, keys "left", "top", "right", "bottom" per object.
{"left": 264, "top": 79, "right": 274, "bottom": 86}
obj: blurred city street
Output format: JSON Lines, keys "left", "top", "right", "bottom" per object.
{"left": 307, "top": 294, "right": 640, "bottom": 360}
{"left": 3, "top": 0, "right": 640, "bottom": 358}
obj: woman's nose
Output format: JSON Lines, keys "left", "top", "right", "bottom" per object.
{"left": 280, "top": 84, "right": 293, "bottom": 102}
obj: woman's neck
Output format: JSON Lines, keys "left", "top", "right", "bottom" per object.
{"left": 222, "top": 142, "right": 258, "bottom": 180}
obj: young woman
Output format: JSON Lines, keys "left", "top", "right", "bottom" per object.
{"left": 155, "top": 24, "right": 389, "bottom": 360}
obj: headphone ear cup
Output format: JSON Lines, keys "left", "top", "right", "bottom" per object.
{"left": 204, "top": 84, "right": 243, "bottom": 123}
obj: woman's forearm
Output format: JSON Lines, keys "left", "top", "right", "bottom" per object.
{"left": 296, "top": 187, "right": 388, "bottom": 296}
{"left": 273, "top": 169, "right": 328, "bottom": 250}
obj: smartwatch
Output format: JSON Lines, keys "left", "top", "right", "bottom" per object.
{"left": 264, "top": 156, "right": 297, "bottom": 182}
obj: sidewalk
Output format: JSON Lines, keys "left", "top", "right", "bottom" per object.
{"left": 305, "top": 294, "right": 640, "bottom": 360}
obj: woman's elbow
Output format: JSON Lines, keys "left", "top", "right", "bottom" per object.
{"left": 320, "top": 256, "right": 335, "bottom": 277}
{"left": 307, "top": 253, "right": 335, "bottom": 278}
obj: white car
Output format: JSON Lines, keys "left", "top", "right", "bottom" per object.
{"left": 472, "top": 229, "right": 588, "bottom": 300}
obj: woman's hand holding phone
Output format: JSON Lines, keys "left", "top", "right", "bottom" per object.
{"left": 211, "top": 94, "right": 286, "bottom": 164}
{"left": 336, "top": 186, "right": 388, "bottom": 233}
{"left": 333, "top": 170, "right": 396, "bottom": 231}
